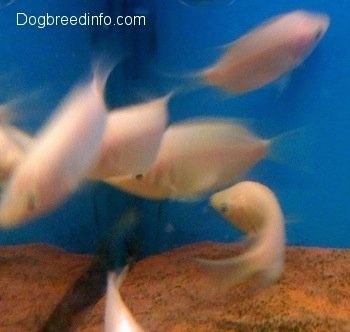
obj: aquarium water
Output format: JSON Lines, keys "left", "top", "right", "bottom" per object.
{"left": 0, "top": 0, "right": 349, "bottom": 264}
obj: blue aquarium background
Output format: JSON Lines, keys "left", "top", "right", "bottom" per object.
{"left": 0, "top": 0, "right": 349, "bottom": 262}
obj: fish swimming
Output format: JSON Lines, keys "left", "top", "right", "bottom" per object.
{"left": 88, "top": 94, "right": 170, "bottom": 179}
{"left": 105, "top": 118, "right": 272, "bottom": 200}
{"left": 105, "top": 267, "right": 144, "bottom": 332}
{"left": 0, "top": 63, "right": 112, "bottom": 228}
{"left": 196, "top": 181, "right": 285, "bottom": 292}
{"left": 0, "top": 93, "right": 170, "bottom": 182}
{"left": 202, "top": 10, "right": 330, "bottom": 93}
{"left": 0, "top": 92, "right": 170, "bottom": 184}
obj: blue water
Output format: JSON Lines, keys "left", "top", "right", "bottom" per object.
{"left": 0, "top": 1, "right": 349, "bottom": 262}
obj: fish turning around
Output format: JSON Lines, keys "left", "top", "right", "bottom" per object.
{"left": 196, "top": 181, "right": 285, "bottom": 293}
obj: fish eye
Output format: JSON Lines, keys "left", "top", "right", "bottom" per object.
{"left": 135, "top": 174, "right": 143, "bottom": 180}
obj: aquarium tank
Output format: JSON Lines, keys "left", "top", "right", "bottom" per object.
{"left": 0, "top": 0, "right": 348, "bottom": 266}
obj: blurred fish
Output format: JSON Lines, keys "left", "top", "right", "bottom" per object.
{"left": 105, "top": 266, "right": 144, "bottom": 332}
{"left": 0, "top": 62, "right": 112, "bottom": 228}
{"left": 88, "top": 94, "right": 170, "bottom": 179}
{"left": 202, "top": 10, "right": 330, "bottom": 93}
{"left": 196, "top": 181, "right": 285, "bottom": 292}
{"left": 105, "top": 118, "right": 280, "bottom": 200}
{"left": 0, "top": 93, "right": 170, "bottom": 184}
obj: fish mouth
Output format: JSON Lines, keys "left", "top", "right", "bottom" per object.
{"left": 290, "top": 12, "right": 330, "bottom": 61}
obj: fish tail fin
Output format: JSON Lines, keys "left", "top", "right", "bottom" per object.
{"left": 157, "top": 66, "right": 202, "bottom": 84}
{"left": 194, "top": 247, "right": 284, "bottom": 295}
{"left": 193, "top": 254, "right": 256, "bottom": 295}
{"left": 267, "top": 125, "right": 318, "bottom": 175}
{"left": 151, "top": 64, "right": 205, "bottom": 95}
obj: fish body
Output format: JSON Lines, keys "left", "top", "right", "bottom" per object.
{"left": 197, "top": 181, "right": 285, "bottom": 291}
{"left": 105, "top": 267, "right": 144, "bottom": 332}
{"left": 88, "top": 94, "right": 170, "bottom": 179}
{"left": 0, "top": 66, "right": 110, "bottom": 228}
{"left": 106, "top": 119, "right": 269, "bottom": 200}
{"left": 203, "top": 10, "right": 330, "bottom": 93}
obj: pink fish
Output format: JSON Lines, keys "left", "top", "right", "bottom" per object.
{"left": 105, "top": 118, "right": 271, "bottom": 200}
{"left": 0, "top": 93, "right": 170, "bottom": 183}
{"left": 203, "top": 10, "right": 330, "bottom": 93}
{"left": 88, "top": 94, "right": 170, "bottom": 179}
{"left": 196, "top": 181, "right": 285, "bottom": 292}
{"left": 0, "top": 64, "right": 111, "bottom": 228}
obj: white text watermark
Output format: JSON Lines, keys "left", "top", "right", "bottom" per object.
{"left": 16, "top": 12, "right": 146, "bottom": 29}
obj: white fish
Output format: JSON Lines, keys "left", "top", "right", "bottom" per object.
{"left": 105, "top": 267, "right": 144, "bottom": 332}
{"left": 202, "top": 10, "right": 330, "bottom": 93}
{"left": 88, "top": 94, "right": 170, "bottom": 179}
{"left": 196, "top": 181, "right": 285, "bottom": 292}
{"left": 0, "top": 94, "right": 169, "bottom": 182}
{"left": 105, "top": 118, "right": 271, "bottom": 200}
{"left": 0, "top": 64, "right": 111, "bottom": 228}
